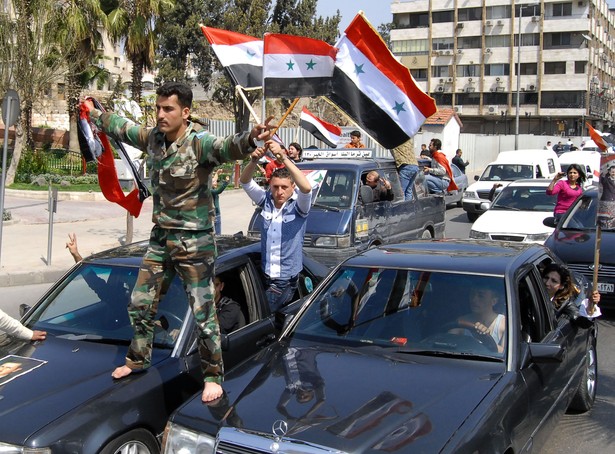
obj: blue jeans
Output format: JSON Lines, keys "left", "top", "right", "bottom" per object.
{"left": 425, "top": 175, "right": 448, "bottom": 194}
{"left": 214, "top": 216, "right": 221, "bottom": 235}
{"left": 398, "top": 164, "right": 419, "bottom": 200}
{"left": 265, "top": 274, "right": 299, "bottom": 312}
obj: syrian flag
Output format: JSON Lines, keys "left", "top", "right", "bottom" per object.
{"left": 586, "top": 122, "right": 615, "bottom": 152}
{"left": 200, "top": 26, "right": 263, "bottom": 89}
{"left": 263, "top": 33, "right": 337, "bottom": 98}
{"left": 299, "top": 107, "right": 341, "bottom": 148}
{"left": 328, "top": 14, "right": 437, "bottom": 149}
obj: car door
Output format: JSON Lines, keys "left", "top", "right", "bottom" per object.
{"left": 516, "top": 268, "right": 573, "bottom": 452}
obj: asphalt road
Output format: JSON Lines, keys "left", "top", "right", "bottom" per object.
{"left": 0, "top": 206, "right": 613, "bottom": 452}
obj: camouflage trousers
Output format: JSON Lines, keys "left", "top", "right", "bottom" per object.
{"left": 126, "top": 225, "right": 223, "bottom": 384}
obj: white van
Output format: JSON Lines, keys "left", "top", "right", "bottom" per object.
{"left": 558, "top": 150, "right": 601, "bottom": 186}
{"left": 462, "top": 149, "right": 560, "bottom": 222}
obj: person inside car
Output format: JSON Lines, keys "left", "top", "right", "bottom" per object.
{"left": 361, "top": 171, "right": 394, "bottom": 203}
{"left": 214, "top": 274, "right": 246, "bottom": 334}
{"left": 542, "top": 263, "right": 601, "bottom": 326}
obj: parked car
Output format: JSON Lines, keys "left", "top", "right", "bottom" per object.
{"left": 0, "top": 236, "right": 328, "bottom": 454}
{"left": 544, "top": 187, "right": 615, "bottom": 308}
{"left": 446, "top": 162, "right": 469, "bottom": 207}
{"left": 248, "top": 155, "right": 446, "bottom": 267}
{"left": 462, "top": 149, "right": 560, "bottom": 222}
{"left": 163, "top": 240, "right": 597, "bottom": 454}
{"left": 558, "top": 149, "right": 602, "bottom": 186}
{"left": 469, "top": 179, "right": 556, "bottom": 243}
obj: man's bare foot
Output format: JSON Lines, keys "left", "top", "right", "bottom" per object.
{"left": 202, "top": 382, "right": 223, "bottom": 402}
{"left": 112, "top": 365, "right": 134, "bottom": 379}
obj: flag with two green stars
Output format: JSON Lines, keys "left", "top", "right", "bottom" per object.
{"left": 263, "top": 33, "right": 337, "bottom": 98}
{"left": 328, "top": 13, "right": 437, "bottom": 149}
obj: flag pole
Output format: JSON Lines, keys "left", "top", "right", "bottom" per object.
{"left": 589, "top": 224, "right": 601, "bottom": 315}
{"left": 267, "top": 98, "right": 300, "bottom": 159}
{"left": 235, "top": 85, "right": 261, "bottom": 123}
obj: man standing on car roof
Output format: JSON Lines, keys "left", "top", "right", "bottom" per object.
{"left": 84, "top": 81, "right": 275, "bottom": 403}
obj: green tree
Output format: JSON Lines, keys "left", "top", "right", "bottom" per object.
{"left": 378, "top": 22, "right": 393, "bottom": 49}
{"left": 271, "top": 0, "right": 339, "bottom": 42}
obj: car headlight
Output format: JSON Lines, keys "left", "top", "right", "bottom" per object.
{"left": 0, "top": 443, "right": 51, "bottom": 454}
{"left": 314, "top": 235, "right": 351, "bottom": 248}
{"left": 463, "top": 191, "right": 477, "bottom": 199}
{"left": 469, "top": 230, "right": 489, "bottom": 239}
{"left": 162, "top": 422, "right": 215, "bottom": 454}
{"left": 526, "top": 233, "right": 550, "bottom": 242}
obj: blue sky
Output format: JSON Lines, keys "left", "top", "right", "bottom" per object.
{"left": 316, "top": 0, "right": 393, "bottom": 33}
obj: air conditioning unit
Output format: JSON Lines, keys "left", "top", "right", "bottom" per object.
{"left": 456, "top": 22, "right": 464, "bottom": 29}
{"left": 495, "top": 86, "right": 505, "bottom": 92}
{"left": 454, "top": 106, "right": 463, "bottom": 113}
{"left": 488, "top": 105, "right": 499, "bottom": 114}
{"left": 437, "top": 86, "right": 445, "bottom": 92}
{"left": 457, "top": 49, "right": 463, "bottom": 54}
{"left": 497, "top": 20, "right": 504, "bottom": 26}
{"left": 486, "top": 20, "right": 492, "bottom": 26}
{"left": 531, "top": 16, "right": 539, "bottom": 23}
{"left": 439, "top": 78, "right": 444, "bottom": 83}
{"left": 447, "top": 77, "right": 453, "bottom": 83}
{"left": 485, "top": 48, "right": 492, "bottom": 53}
{"left": 468, "top": 77, "right": 473, "bottom": 82}
{"left": 527, "top": 84, "right": 536, "bottom": 91}
{"left": 445, "top": 50, "right": 451, "bottom": 55}
{"left": 465, "top": 87, "right": 475, "bottom": 93}
{"left": 496, "top": 77, "right": 501, "bottom": 82}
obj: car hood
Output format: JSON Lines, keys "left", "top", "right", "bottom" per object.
{"left": 472, "top": 210, "right": 554, "bottom": 235}
{"left": 174, "top": 341, "right": 504, "bottom": 452}
{"left": 0, "top": 335, "right": 170, "bottom": 443}
{"left": 546, "top": 228, "right": 615, "bottom": 263}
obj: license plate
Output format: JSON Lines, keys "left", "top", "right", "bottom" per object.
{"left": 597, "top": 283, "right": 614, "bottom": 293}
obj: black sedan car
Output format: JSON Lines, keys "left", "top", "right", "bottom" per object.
{"left": 0, "top": 236, "right": 328, "bottom": 454}
{"left": 544, "top": 187, "right": 615, "bottom": 308}
{"left": 163, "top": 240, "right": 597, "bottom": 454}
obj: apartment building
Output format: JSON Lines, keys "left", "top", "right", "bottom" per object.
{"left": 391, "top": 0, "right": 615, "bottom": 135}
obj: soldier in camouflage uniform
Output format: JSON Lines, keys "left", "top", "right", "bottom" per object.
{"left": 85, "top": 82, "right": 274, "bottom": 402}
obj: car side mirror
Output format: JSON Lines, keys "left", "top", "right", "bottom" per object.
{"left": 19, "top": 304, "right": 31, "bottom": 318}
{"left": 360, "top": 185, "right": 374, "bottom": 204}
{"left": 543, "top": 216, "right": 557, "bottom": 228}
{"left": 474, "top": 175, "right": 480, "bottom": 181}
{"left": 480, "top": 201, "right": 491, "bottom": 211}
{"left": 528, "top": 342, "right": 565, "bottom": 363}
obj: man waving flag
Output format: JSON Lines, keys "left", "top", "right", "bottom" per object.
{"left": 328, "top": 13, "right": 437, "bottom": 149}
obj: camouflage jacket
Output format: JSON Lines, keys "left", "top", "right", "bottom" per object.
{"left": 91, "top": 110, "right": 254, "bottom": 230}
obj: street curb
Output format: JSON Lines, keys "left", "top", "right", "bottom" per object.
{"left": 5, "top": 188, "right": 108, "bottom": 201}
{"left": 0, "top": 268, "right": 68, "bottom": 287}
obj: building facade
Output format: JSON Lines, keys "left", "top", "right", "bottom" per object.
{"left": 391, "top": 0, "right": 615, "bottom": 135}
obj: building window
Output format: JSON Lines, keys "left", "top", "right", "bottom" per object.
{"left": 546, "top": 32, "right": 572, "bottom": 47}
{"left": 486, "top": 35, "right": 511, "bottom": 48}
{"left": 544, "top": 61, "right": 567, "bottom": 74}
{"left": 458, "top": 7, "right": 482, "bottom": 21}
{"left": 516, "top": 63, "right": 538, "bottom": 75}
{"left": 486, "top": 5, "right": 512, "bottom": 20}
{"left": 541, "top": 91, "right": 585, "bottom": 108}
{"left": 485, "top": 64, "right": 510, "bottom": 76}
{"left": 394, "top": 12, "right": 429, "bottom": 28}
{"left": 431, "top": 93, "right": 453, "bottom": 105}
{"left": 515, "top": 4, "right": 541, "bottom": 17}
{"left": 514, "top": 33, "right": 540, "bottom": 46}
{"left": 432, "top": 38, "right": 454, "bottom": 50}
{"left": 392, "top": 39, "right": 428, "bottom": 54}
{"left": 432, "top": 65, "right": 452, "bottom": 78}
{"left": 458, "top": 36, "right": 482, "bottom": 48}
{"left": 456, "top": 93, "right": 480, "bottom": 105}
{"left": 575, "top": 61, "right": 586, "bottom": 74}
{"left": 456, "top": 65, "right": 481, "bottom": 77}
{"left": 512, "top": 92, "right": 539, "bottom": 105}
{"left": 432, "top": 10, "right": 454, "bottom": 23}
{"left": 483, "top": 93, "right": 509, "bottom": 105}
{"left": 552, "top": 2, "right": 572, "bottom": 17}
{"left": 114, "top": 57, "right": 120, "bottom": 66}
{"left": 410, "top": 68, "right": 428, "bottom": 80}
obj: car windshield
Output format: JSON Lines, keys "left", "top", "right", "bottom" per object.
{"left": 493, "top": 185, "right": 556, "bottom": 211}
{"left": 312, "top": 170, "right": 355, "bottom": 209}
{"left": 26, "top": 263, "right": 189, "bottom": 348}
{"left": 291, "top": 267, "right": 507, "bottom": 360}
{"left": 481, "top": 164, "right": 534, "bottom": 181}
{"left": 561, "top": 195, "right": 610, "bottom": 230}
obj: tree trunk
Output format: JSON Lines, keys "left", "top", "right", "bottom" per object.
{"left": 5, "top": 121, "right": 24, "bottom": 186}
{"left": 131, "top": 57, "right": 144, "bottom": 104}
{"left": 66, "top": 74, "right": 82, "bottom": 152}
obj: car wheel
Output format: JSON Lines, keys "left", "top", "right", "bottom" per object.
{"left": 467, "top": 212, "right": 479, "bottom": 222}
{"left": 100, "top": 429, "right": 159, "bottom": 454}
{"left": 456, "top": 198, "right": 463, "bottom": 208}
{"left": 421, "top": 229, "right": 433, "bottom": 239}
{"left": 568, "top": 336, "right": 597, "bottom": 413}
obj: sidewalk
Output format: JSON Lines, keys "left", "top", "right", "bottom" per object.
{"left": 0, "top": 188, "right": 254, "bottom": 287}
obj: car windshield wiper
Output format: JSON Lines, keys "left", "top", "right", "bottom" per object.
{"left": 312, "top": 202, "right": 340, "bottom": 212}
{"left": 391, "top": 348, "right": 503, "bottom": 362}
{"left": 493, "top": 204, "right": 521, "bottom": 211}
{"left": 55, "top": 333, "right": 130, "bottom": 345}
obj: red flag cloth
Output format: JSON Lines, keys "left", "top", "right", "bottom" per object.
{"left": 80, "top": 101, "right": 143, "bottom": 217}
{"left": 299, "top": 106, "right": 342, "bottom": 148}
{"left": 586, "top": 122, "right": 615, "bottom": 152}
{"left": 432, "top": 150, "right": 459, "bottom": 192}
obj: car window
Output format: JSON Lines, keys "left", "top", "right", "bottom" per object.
{"left": 482, "top": 164, "right": 533, "bottom": 181}
{"left": 561, "top": 195, "right": 601, "bottom": 230}
{"left": 493, "top": 186, "right": 556, "bottom": 211}
{"left": 28, "top": 264, "right": 188, "bottom": 348}
{"left": 517, "top": 272, "right": 552, "bottom": 342}
{"left": 313, "top": 170, "right": 354, "bottom": 208}
{"left": 292, "top": 267, "right": 507, "bottom": 359}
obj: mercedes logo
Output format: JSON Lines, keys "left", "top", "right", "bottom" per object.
{"left": 272, "top": 419, "right": 288, "bottom": 438}
{"left": 589, "top": 264, "right": 602, "bottom": 271}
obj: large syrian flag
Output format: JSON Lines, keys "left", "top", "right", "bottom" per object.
{"left": 586, "top": 122, "right": 615, "bottom": 153}
{"left": 328, "top": 14, "right": 437, "bottom": 149}
{"left": 263, "top": 33, "right": 337, "bottom": 98}
{"left": 299, "top": 106, "right": 341, "bottom": 148}
{"left": 200, "top": 26, "right": 263, "bottom": 89}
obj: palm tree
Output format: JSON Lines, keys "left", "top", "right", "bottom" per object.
{"left": 106, "top": 0, "right": 175, "bottom": 103}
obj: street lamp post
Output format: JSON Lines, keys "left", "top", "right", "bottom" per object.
{"left": 515, "top": 4, "right": 539, "bottom": 149}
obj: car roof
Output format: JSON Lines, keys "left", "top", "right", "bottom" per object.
{"left": 342, "top": 239, "right": 547, "bottom": 276}
{"left": 81, "top": 235, "right": 260, "bottom": 267}
{"left": 297, "top": 158, "right": 395, "bottom": 172}
{"left": 502, "top": 179, "right": 553, "bottom": 187}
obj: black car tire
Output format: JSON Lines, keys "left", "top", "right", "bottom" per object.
{"left": 100, "top": 429, "right": 159, "bottom": 454}
{"left": 467, "top": 212, "right": 479, "bottom": 222}
{"left": 457, "top": 198, "right": 463, "bottom": 208}
{"left": 568, "top": 336, "right": 597, "bottom": 413}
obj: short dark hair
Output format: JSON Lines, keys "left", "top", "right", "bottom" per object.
{"left": 430, "top": 138, "right": 442, "bottom": 150}
{"left": 350, "top": 130, "right": 361, "bottom": 138}
{"left": 289, "top": 142, "right": 303, "bottom": 153}
{"left": 566, "top": 163, "right": 587, "bottom": 185}
{"left": 270, "top": 167, "right": 293, "bottom": 182}
{"left": 156, "top": 82, "right": 193, "bottom": 109}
